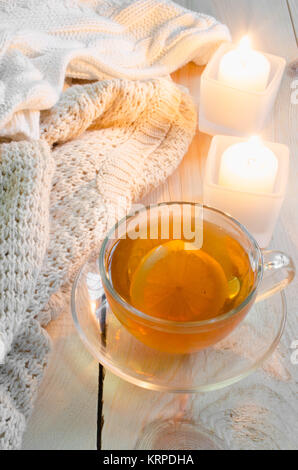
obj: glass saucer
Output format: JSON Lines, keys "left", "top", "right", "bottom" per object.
{"left": 71, "top": 254, "right": 287, "bottom": 393}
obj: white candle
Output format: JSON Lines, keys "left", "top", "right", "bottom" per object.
{"left": 218, "top": 36, "right": 271, "bottom": 92}
{"left": 219, "top": 136, "right": 278, "bottom": 193}
{"left": 204, "top": 135, "right": 289, "bottom": 247}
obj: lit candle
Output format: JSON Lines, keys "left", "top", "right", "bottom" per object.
{"left": 218, "top": 36, "right": 271, "bottom": 92}
{"left": 219, "top": 136, "right": 278, "bottom": 193}
{"left": 204, "top": 135, "right": 289, "bottom": 247}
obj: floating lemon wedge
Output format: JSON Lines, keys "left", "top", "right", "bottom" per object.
{"left": 130, "top": 240, "right": 229, "bottom": 322}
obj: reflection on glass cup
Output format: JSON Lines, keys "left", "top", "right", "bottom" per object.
{"left": 99, "top": 203, "right": 295, "bottom": 354}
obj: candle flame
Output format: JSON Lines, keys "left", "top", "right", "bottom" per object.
{"left": 238, "top": 35, "right": 251, "bottom": 53}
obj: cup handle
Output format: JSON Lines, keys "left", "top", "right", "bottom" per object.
{"left": 255, "top": 250, "right": 295, "bottom": 302}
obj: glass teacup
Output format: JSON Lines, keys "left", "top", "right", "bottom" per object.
{"left": 99, "top": 203, "right": 295, "bottom": 354}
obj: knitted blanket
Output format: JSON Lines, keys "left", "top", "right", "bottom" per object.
{"left": 0, "top": 0, "right": 229, "bottom": 450}
{"left": 0, "top": 0, "right": 230, "bottom": 140}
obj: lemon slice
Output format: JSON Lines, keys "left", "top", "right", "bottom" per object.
{"left": 130, "top": 240, "right": 228, "bottom": 322}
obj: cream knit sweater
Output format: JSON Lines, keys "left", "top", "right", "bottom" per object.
{"left": 0, "top": 0, "right": 230, "bottom": 140}
{"left": 0, "top": 0, "right": 230, "bottom": 450}
{"left": 0, "top": 76, "right": 199, "bottom": 451}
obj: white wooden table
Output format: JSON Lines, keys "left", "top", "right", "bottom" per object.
{"left": 23, "top": 0, "right": 298, "bottom": 450}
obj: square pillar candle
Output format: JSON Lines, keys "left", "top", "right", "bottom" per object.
{"left": 203, "top": 135, "right": 289, "bottom": 247}
{"left": 199, "top": 37, "right": 286, "bottom": 137}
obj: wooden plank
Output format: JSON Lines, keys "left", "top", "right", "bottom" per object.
{"left": 102, "top": 0, "right": 298, "bottom": 450}
{"left": 23, "top": 0, "right": 298, "bottom": 450}
{"left": 22, "top": 310, "right": 98, "bottom": 450}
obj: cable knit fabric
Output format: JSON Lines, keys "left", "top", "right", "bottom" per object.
{"left": 0, "top": 0, "right": 230, "bottom": 139}
{"left": 0, "top": 319, "right": 51, "bottom": 449}
{"left": 0, "top": 141, "right": 54, "bottom": 360}
{"left": 0, "top": 77, "right": 197, "bottom": 449}
{"left": 0, "top": 0, "right": 230, "bottom": 450}
{"left": 33, "top": 78, "right": 196, "bottom": 325}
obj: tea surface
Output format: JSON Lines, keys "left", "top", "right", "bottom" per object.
{"left": 108, "top": 220, "right": 255, "bottom": 322}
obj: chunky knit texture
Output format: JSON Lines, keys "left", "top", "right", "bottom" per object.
{"left": 0, "top": 77, "right": 197, "bottom": 449}
{"left": 0, "top": 141, "right": 54, "bottom": 359}
{"left": 0, "top": 0, "right": 230, "bottom": 450}
{"left": 0, "top": 0, "right": 230, "bottom": 139}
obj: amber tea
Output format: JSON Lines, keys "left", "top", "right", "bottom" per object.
{"left": 99, "top": 203, "right": 293, "bottom": 353}
{"left": 107, "top": 217, "right": 255, "bottom": 325}
{"left": 102, "top": 206, "right": 259, "bottom": 353}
